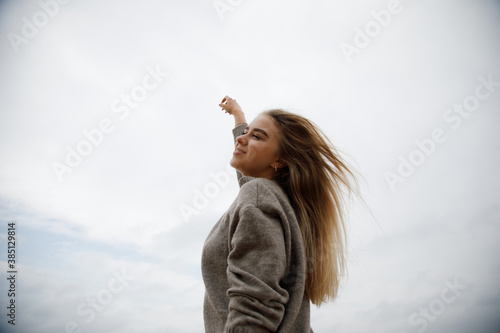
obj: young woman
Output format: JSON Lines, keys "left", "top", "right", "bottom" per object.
{"left": 201, "top": 96, "right": 360, "bottom": 332}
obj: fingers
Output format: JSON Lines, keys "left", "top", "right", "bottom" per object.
{"left": 219, "top": 100, "right": 229, "bottom": 113}
{"left": 221, "top": 95, "right": 232, "bottom": 104}
{"left": 221, "top": 95, "right": 236, "bottom": 104}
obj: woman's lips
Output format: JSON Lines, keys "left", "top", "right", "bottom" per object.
{"left": 233, "top": 147, "right": 246, "bottom": 155}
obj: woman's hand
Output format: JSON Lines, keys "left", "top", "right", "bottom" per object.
{"left": 219, "top": 96, "right": 243, "bottom": 115}
{"left": 220, "top": 95, "right": 247, "bottom": 125}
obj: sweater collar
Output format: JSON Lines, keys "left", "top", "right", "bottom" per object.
{"left": 238, "top": 175, "right": 280, "bottom": 188}
{"left": 238, "top": 175, "right": 256, "bottom": 187}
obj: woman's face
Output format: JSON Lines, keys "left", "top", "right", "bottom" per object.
{"left": 230, "top": 114, "right": 282, "bottom": 180}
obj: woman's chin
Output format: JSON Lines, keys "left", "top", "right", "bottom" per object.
{"left": 229, "top": 160, "right": 244, "bottom": 173}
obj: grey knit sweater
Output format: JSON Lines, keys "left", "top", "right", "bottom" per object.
{"left": 201, "top": 124, "right": 313, "bottom": 332}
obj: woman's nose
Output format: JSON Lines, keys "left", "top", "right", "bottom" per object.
{"left": 236, "top": 134, "right": 246, "bottom": 145}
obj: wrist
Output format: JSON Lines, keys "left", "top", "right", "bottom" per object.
{"left": 233, "top": 112, "right": 246, "bottom": 126}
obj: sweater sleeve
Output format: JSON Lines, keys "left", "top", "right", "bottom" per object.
{"left": 232, "top": 123, "right": 247, "bottom": 183}
{"left": 225, "top": 203, "right": 290, "bottom": 333}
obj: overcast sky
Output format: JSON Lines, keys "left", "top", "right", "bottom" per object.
{"left": 0, "top": 0, "right": 499, "bottom": 332}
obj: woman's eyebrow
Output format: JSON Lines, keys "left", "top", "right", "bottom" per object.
{"left": 254, "top": 128, "right": 269, "bottom": 138}
{"left": 245, "top": 127, "right": 269, "bottom": 138}
{"left": 245, "top": 126, "right": 269, "bottom": 139}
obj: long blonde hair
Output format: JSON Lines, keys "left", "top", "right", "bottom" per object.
{"left": 263, "top": 109, "right": 361, "bottom": 306}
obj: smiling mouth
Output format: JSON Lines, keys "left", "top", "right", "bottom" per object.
{"left": 234, "top": 146, "right": 246, "bottom": 155}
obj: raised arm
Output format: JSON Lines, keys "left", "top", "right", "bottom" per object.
{"left": 219, "top": 96, "right": 247, "bottom": 182}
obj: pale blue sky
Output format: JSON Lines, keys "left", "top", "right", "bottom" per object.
{"left": 1, "top": 0, "right": 499, "bottom": 332}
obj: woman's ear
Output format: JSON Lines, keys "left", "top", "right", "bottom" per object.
{"left": 275, "top": 159, "right": 287, "bottom": 168}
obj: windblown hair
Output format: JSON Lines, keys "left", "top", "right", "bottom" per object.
{"left": 263, "top": 109, "right": 361, "bottom": 306}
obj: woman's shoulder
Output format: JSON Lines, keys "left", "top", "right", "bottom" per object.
{"left": 237, "top": 177, "right": 291, "bottom": 213}
{"left": 239, "top": 176, "right": 282, "bottom": 196}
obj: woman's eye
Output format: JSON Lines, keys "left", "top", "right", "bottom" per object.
{"left": 241, "top": 130, "right": 260, "bottom": 139}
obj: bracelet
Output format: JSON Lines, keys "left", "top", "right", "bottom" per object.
{"left": 235, "top": 122, "right": 247, "bottom": 127}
